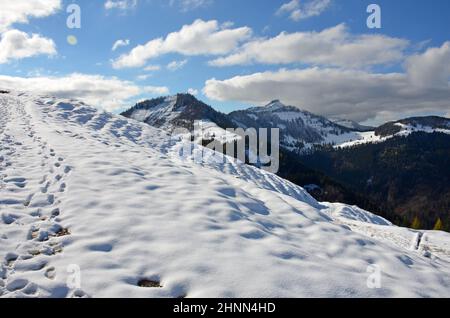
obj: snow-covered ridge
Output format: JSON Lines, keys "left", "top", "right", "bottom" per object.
{"left": 123, "top": 94, "right": 241, "bottom": 145}
{"left": 1, "top": 91, "right": 450, "bottom": 298}
{"left": 392, "top": 122, "right": 450, "bottom": 136}
{"left": 122, "top": 96, "right": 450, "bottom": 154}
{"left": 128, "top": 95, "right": 179, "bottom": 124}
{"left": 229, "top": 100, "right": 363, "bottom": 153}
{"left": 329, "top": 118, "right": 374, "bottom": 132}
{"left": 337, "top": 120, "right": 450, "bottom": 149}
{"left": 231, "top": 101, "right": 450, "bottom": 152}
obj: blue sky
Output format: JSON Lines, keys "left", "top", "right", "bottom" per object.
{"left": 0, "top": 0, "right": 449, "bottom": 124}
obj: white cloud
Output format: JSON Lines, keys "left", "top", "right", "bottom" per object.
{"left": 112, "top": 39, "right": 130, "bottom": 51}
{"left": 142, "top": 86, "right": 170, "bottom": 95}
{"left": 204, "top": 43, "right": 450, "bottom": 122}
{"left": 105, "top": 0, "right": 138, "bottom": 11}
{"left": 187, "top": 88, "right": 198, "bottom": 95}
{"left": 112, "top": 19, "right": 252, "bottom": 69}
{"left": 210, "top": 24, "right": 408, "bottom": 68}
{"left": 277, "top": 0, "right": 299, "bottom": 15}
{"left": 167, "top": 59, "right": 188, "bottom": 71}
{"left": 169, "top": 0, "right": 212, "bottom": 12}
{"left": 144, "top": 65, "right": 161, "bottom": 71}
{"left": 221, "top": 21, "right": 235, "bottom": 29}
{"left": 0, "top": 73, "right": 169, "bottom": 112}
{"left": 277, "top": 0, "right": 331, "bottom": 21}
{"left": 136, "top": 74, "right": 151, "bottom": 81}
{"left": 0, "top": 0, "right": 61, "bottom": 32}
{"left": 0, "top": 29, "right": 56, "bottom": 64}
{"left": 406, "top": 41, "right": 450, "bottom": 88}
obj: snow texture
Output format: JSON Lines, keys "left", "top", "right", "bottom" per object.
{"left": 1, "top": 91, "right": 449, "bottom": 298}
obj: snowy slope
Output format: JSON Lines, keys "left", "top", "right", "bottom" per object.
{"left": 337, "top": 117, "right": 450, "bottom": 148}
{"left": 123, "top": 96, "right": 450, "bottom": 154}
{"left": 329, "top": 118, "right": 374, "bottom": 132}
{"left": 230, "top": 101, "right": 450, "bottom": 152}
{"left": 229, "top": 100, "right": 366, "bottom": 153}
{"left": 121, "top": 94, "right": 239, "bottom": 144}
{"left": 323, "top": 203, "right": 450, "bottom": 260}
{"left": 1, "top": 91, "right": 450, "bottom": 298}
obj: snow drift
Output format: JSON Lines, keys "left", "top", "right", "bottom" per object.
{"left": 0, "top": 91, "right": 449, "bottom": 298}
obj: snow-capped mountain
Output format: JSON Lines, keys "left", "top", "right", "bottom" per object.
{"left": 123, "top": 96, "right": 367, "bottom": 153}
{"left": 1, "top": 90, "right": 450, "bottom": 298}
{"left": 122, "top": 93, "right": 234, "bottom": 131}
{"left": 337, "top": 116, "right": 450, "bottom": 148}
{"left": 121, "top": 93, "right": 239, "bottom": 144}
{"left": 375, "top": 116, "right": 450, "bottom": 137}
{"left": 228, "top": 100, "right": 364, "bottom": 152}
{"left": 330, "top": 118, "right": 375, "bottom": 132}
{"left": 122, "top": 95, "right": 450, "bottom": 154}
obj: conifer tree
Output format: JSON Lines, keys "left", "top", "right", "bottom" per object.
{"left": 411, "top": 216, "right": 421, "bottom": 230}
{"left": 433, "top": 218, "right": 443, "bottom": 231}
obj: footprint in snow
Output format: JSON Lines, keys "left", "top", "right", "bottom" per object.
{"left": 69, "top": 289, "right": 89, "bottom": 298}
{"left": 6, "top": 278, "right": 29, "bottom": 292}
{"left": 5, "top": 253, "right": 18, "bottom": 267}
{"left": 1, "top": 213, "right": 20, "bottom": 225}
{"left": 87, "top": 243, "right": 113, "bottom": 252}
{"left": 45, "top": 267, "right": 56, "bottom": 280}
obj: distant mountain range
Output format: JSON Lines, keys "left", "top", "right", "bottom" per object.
{"left": 228, "top": 99, "right": 355, "bottom": 152}
{"left": 121, "top": 93, "right": 450, "bottom": 231}
{"left": 122, "top": 93, "right": 450, "bottom": 152}
{"left": 329, "top": 118, "right": 374, "bottom": 132}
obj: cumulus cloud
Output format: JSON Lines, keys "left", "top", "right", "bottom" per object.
{"left": 0, "top": 0, "right": 61, "bottom": 32}
{"left": 210, "top": 24, "right": 408, "bottom": 68}
{"left": 167, "top": 59, "right": 188, "bottom": 71}
{"left": 112, "top": 19, "right": 252, "bottom": 69}
{"left": 277, "top": 0, "right": 331, "bottom": 21}
{"left": 112, "top": 39, "right": 130, "bottom": 51}
{"left": 0, "top": 73, "right": 169, "bottom": 112}
{"left": 105, "top": 0, "right": 138, "bottom": 11}
{"left": 0, "top": 1, "right": 60, "bottom": 63}
{"left": 204, "top": 43, "right": 450, "bottom": 122}
{"left": 406, "top": 41, "right": 450, "bottom": 88}
{"left": 0, "top": 29, "right": 56, "bottom": 64}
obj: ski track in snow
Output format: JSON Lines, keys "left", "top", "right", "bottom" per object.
{"left": 0, "top": 91, "right": 449, "bottom": 298}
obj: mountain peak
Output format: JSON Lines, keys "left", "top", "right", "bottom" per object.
{"left": 265, "top": 99, "right": 286, "bottom": 109}
{"left": 121, "top": 92, "right": 233, "bottom": 131}
{"left": 268, "top": 99, "right": 281, "bottom": 105}
{"left": 174, "top": 92, "right": 198, "bottom": 101}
